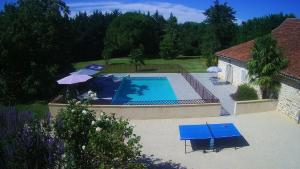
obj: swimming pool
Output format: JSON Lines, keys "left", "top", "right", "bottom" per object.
{"left": 112, "top": 77, "right": 177, "bottom": 104}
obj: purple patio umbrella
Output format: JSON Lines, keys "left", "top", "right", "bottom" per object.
{"left": 57, "top": 74, "right": 92, "bottom": 85}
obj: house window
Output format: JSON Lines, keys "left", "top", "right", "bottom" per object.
{"left": 241, "top": 69, "right": 248, "bottom": 82}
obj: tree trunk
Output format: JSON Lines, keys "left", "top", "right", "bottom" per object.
{"left": 261, "top": 86, "right": 268, "bottom": 99}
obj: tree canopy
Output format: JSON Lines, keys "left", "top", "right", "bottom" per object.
{"left": 234, "top": 13, "right": 295, "bottom": 44}
{"left": 159, "top": 14, "right": 180, "bottom": 59}
{"left": 70, "top": 10, "right": 120, "bottom": 62}
{"left": 103, "top": 12, "right": 158, "bottom": 58}
{"left": 204, "top": 0, "right": 237, "bottom": 50}
{"left": 0, "top": 0, "right": 72, "bottom": 104}
{"left": 178, "top": 22, "right": 206, "bottom": 56}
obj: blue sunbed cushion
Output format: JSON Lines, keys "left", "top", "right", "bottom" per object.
{"left": 85, "top": 64, "right": 103, "bottom": 71}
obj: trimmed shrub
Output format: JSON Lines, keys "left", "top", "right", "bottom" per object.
{"left": 205, "top": 54, "right": 218, "bottom": 67}
{"left": 232, "top": 84, "right": 258, "bottom": 101}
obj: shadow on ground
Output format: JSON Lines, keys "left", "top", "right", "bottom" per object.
{"left": 189, "top": 136, "right": 250, "bottom": 153}
{"left": 139, "top": 154, "right": 187, "bottom": 169}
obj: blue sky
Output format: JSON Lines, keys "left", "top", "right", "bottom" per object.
{"left": 1, "top": 0, "right": 299, "bottom": 23}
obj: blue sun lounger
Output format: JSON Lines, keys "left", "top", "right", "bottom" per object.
{"left": 179, "top": 123, "right": 241, "bottom": 153}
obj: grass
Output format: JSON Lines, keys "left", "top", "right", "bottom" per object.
{"left": 73, "top": 56, "right": 207, "bottom": 73}
{"left": 1, "top": 100, "right": 48, "bottom": 119}
{"left": 15, "top": 100, "right": 49, "bottom": 118}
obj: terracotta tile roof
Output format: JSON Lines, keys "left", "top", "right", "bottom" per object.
{"left": 216, "top": 18, "right": 300, "bottom": 80}
{"left": 215, "top": 40, "right": 254, "bottom": 62}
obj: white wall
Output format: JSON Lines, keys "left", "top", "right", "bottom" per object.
{"left": 218, "top": 59, "right": 249, "bottom": 86}
{"left": 217, "top": 59, "right": 227, "bottom": 80}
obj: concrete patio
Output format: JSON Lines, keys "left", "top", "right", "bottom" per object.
{"left": 192, "top": 73, "right": 237, "bottom": 114}
{"left": 131, "top": 111, "right": 300, "bottom": 169}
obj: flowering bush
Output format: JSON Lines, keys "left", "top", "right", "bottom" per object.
{"left": 87, "top": 90, "right": 97, "bottom": 100}
{"left": 0, "top": 107, "right": 63, "bottom": 169}
{"left": 55, "top": 99, "right": 144, "bottom": 169}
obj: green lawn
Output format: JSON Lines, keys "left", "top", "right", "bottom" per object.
{"left": 15, "top": 100, "right": 49, "bottom": 118}
{"left": 73, "top": 56, "right": 207, "bottom": 73}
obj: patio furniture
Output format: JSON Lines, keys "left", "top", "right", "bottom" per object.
{"left": 85, "top": 64, "right": 103, "bottom": 71}
{"left": 112, "top": 74, "right": 130, "bottom": 82}
{"left": 71, "top": 68, "right": 98, "bottom": 76}
{"left": 207, "top": 66, "right": 222, "bottom": 73}
{"left": 179, "top": 123, "right": 242, "bottom": 153}
{"left": 57, "top": 74, "right": 92, "bottom": 85}
{"left": 100, "top": 74, "right": 113, "bottom": 78}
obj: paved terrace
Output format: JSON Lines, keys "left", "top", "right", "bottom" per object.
{"left": 191, "top": 73, "right": 237, "bottom": 114}
{"left": 130, "top": 73, "right": 201, "bottom": 100}
{"left": 131, "top": 112, "right": 300, "bottom": 169}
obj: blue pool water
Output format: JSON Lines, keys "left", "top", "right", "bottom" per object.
{"left": 112, "top": 77, "right": 177, "bottom": 104}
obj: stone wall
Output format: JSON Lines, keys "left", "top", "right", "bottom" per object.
{"left": 49, "top": 103, "right": 222, "bottom": 120}
{"left": 277, "top": 82, "right": 300, "bottom": 122}
{"left": 234, "top": 99, "right": 278, "bottom": 115}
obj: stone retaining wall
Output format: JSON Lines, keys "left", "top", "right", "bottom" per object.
{"left": 48, "top": 103, "right": 221, "bottom": 120}
{"left": 277, "top": 83, "right": 300, "bottom": 122}
{"left": 234, "top": 99, "right": 278, "bottom": 115}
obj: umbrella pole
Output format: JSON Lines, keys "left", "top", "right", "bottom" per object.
{"left": 65, "top": 86, "right": 70, "bottom": 100}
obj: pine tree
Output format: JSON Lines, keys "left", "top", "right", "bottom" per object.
{"left": 159, "top": 14, "right": 179, "bottom": 59}
{"left": 204, "top": 0, "right": 237, "bottom": 50}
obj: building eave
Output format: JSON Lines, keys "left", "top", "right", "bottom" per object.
{"left": 218, "top": 54, "right": 300, "bottom": 84}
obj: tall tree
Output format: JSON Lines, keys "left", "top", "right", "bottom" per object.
{"left": 204, "top": 0, "right": 237, "bottom": 50}
{"left": 152, "top": 10, "right": 166, "bottom": 55}
{"left": 129, "top": 45, "right": 145, "bottom": 71}
{"left": 70, "top": 10, "right": 120, "bottom": 62}
{"left": 248, "top": 34, "right": 288, "bottom": 99}
{"left": 0, "top": 0, "right": 72, "bottom": 104}
{"left": 159, "top": 13, "right": 179, "bottom": 59}
{"left": 178, "top": 22, "right": 206, "bottom": 56}
{"left": 103, "top": 12, "right": 158, "bottom": 60}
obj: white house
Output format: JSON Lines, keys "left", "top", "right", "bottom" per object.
{"left": 215, "top": 18, "right": 300, "bottom": 122}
